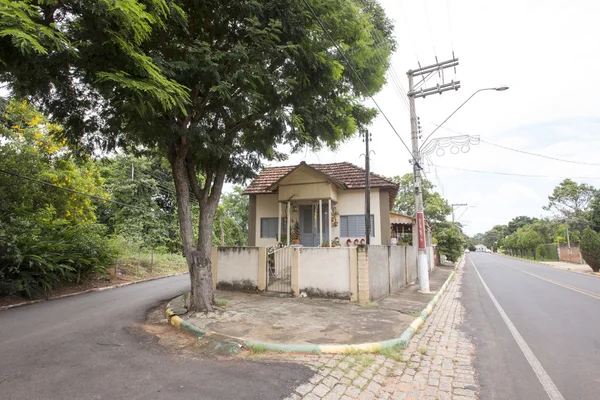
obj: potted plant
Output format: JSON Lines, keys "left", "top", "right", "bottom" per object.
{"left": 291, "top": 221, "right": 301, "bottom": 244}
{"left": 346, "top": 238, "right": 352, "bottom": 247}
{"left": 321, "top": 240, "right": 330, "bottom": 247}
{"left": 330, "top": 207, "right": 340, "bottom": 227}
{"left": 332, "top": 237, "right": 341, "bottom": 247}
{"left": 353, "top": 238, "right": 359, "bottom": 246}
{"left": 276, "top": 233, "right": 287, "bottom": 247}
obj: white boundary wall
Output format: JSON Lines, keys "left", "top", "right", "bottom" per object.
{"left": 298, "top": 247, "right": 351, "bottom": 296}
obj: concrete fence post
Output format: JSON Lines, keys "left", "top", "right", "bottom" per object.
{"left": 349, "top": 247, "right": 358, "bottom": 302}
{"left": 357, "top": 245, "right": 370, "bottom": 304}
{"left": 291, "top": 247, "right": 299, "bottom": 296}
{"left": 211, "top": 247, "right": 219, "bottom": 290}
{"left": 387, "top": 246, "right": 392, "bottom": 295}
{"left": 258, "top": 247, "right": 267, "bottom": 291}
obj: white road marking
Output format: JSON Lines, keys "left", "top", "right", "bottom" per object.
{"left": 469, "top": 257, "right": 566, "bottom": 400}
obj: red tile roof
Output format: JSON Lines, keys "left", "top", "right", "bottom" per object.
{"left": 243, "top": 162, "right": 399, "bottom": 207}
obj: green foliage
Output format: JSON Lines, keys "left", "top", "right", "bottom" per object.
{"left": 507, "top": 216, "right": 538, "bottom": 235}
{"left": 391, "top": 174, "right": 452, "bottom": 226}
{"left": 212, "top": 186, "right": 249, "bottom": 246}
{"left": 590, "top": 195, "right": 600, "bottom": 233}
{"left": 291, "top": 221, "right": 301, "bottom": 243}
{"left": 580, "top": 228, "right": 600, "bottom": 272}
{"left": 535, "top": 244, "right": 559, "bottom": 261}
{"left": 468, "top": 244, "right": 476, "bottom": 252}
{"left": 0, "top": 100, "right": 114, "bottom": 297}
{"left": 544, "top": 179, "right": 597, "bottom": 231}
{"left": 436, "top": 227, "right": 465, "bottom": 262}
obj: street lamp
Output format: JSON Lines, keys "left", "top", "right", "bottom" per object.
{"left": 420, "top": 86, "right": 509, "bottom": 150}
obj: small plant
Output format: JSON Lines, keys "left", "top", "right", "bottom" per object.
{"left": 321, "top": 240, "right": 330, "bottom": 247}
{"left": 182, "top": 292, "right": 189, "bottom": 308}
{"left": 418, "top": 347, "right": 427, "bottom": 355}
{"left": 291, "top": 221, "right": 301, "bottom": 244}
{"left": 331, "top": 207, "right": 340, "bottom": 227}
{"left": 249, "top": 344, "right": 266, "bottom": 354}
{"left": 375, "top": 345, "right": 405, "bottom": 362}
{"left": 215, "top": 298, "right": 228, "bottom": 307}
{"left": 276, "top": 232, "right": 287, "bottom": 246}
{"left": 332, "top": 237, "right": 341, "bottom": 247}
{"left": 363, "top": 301, "right": 378, "bottom": 308}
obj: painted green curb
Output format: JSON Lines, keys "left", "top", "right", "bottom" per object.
{"left": 165, "top": 259, "right": 461, "bottom": 354}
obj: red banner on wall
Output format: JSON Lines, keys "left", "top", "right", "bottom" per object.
{"left": 417, "top": 211, "right": 426, "bottom": 250}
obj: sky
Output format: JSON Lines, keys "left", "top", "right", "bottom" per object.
{"left": 262, "top": 0, "right": 600, "bottom": 235}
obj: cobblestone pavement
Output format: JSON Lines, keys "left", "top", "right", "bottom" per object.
{"left": 264, "top": 266, "right": 477, "bottom": 400}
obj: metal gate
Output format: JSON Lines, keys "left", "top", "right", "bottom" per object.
{"left": 267, "top": 246, "right": 292, "bottom": 293}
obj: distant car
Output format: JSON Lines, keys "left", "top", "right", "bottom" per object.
{"left": 465, "top": 249, "right": 470, "bottom": 253}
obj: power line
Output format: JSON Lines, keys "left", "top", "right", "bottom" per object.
{"left": 301, "top": 0, "right": 414, "bottom": 160}
{"left": 480, "top": 139, "right": 600, "bottom": 167}
{"left": 431, "top": 164, "right": 600, "bottom": 180}
{"left": 0, "top": 168, "right": 151, "bottom": 211}
{"left": 434, "top": 123, "right": 600, "bottom": 167}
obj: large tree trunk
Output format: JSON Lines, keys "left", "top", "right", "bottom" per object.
{"left": 169, "top": 138, "right": 216, "bottom": 313}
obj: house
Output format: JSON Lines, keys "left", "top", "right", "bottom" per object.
{"left": 243, "top": 162, "right": 399, "bottom": 247}
{"left": 475, "top": 244, "right": 487, "bottom": 252}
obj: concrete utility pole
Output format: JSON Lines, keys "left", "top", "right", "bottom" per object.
{"left": 363, "top": 130, "right": 372, "bottom": 244}
{"left": 451, "top": 203, "right": 468, "bottom": 225}
{"left": 407, "top": 57, "right": 460, "bottom": 293}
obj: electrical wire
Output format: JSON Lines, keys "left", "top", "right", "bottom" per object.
{"left": 480, "top": 139, "right": 600, "bottom": 167}
{"left": 421, "top": 0, "right": 438, "bottom": 60}
{"left": 0, "top": 168, "right": 151, "bottom": 211}
{"left": 301, "top": 0, "right": 414, "bottom": 159}
{"left": 431, "top": 164, "right": 600, "bottom": 180}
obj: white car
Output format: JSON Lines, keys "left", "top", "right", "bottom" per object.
{"left": 465, "top": 249, "right": 470, "bottom": 253}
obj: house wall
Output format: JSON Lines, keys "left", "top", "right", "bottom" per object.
{"left": 336, "top": 188, "right": 382, "bottom": 245}
{"left": 254, "top": 194, "right": 281, "bottom": 247}
{"left": 379, "top": 189, "right": 391, "bottom": 245}
{"left": 248, "top": 195, "right": 257, "bottom": 246}
{"left": 298, "top": 248, "right": 351, "bottom": 298}
{"left": 368, "top": 245, "right": 390, "bottom": 300}
{"left": 278, "top": 165, "right": 338, "bottom": 202}
{"left": 215, "top": 247, "right": 260, "bottom": 290}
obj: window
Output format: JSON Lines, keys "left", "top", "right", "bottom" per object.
{"left": 260, "top": 218, "right": 286, "bottom": 238}
{"left": 340, "top": 215, "right": 375, "bottom": 237}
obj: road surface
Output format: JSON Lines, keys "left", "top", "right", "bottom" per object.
{"left": 0, "top": 275, "right": 312, "bottom": 400}
{"left": 462, "top": 252, "right": 600, "bottom": 400}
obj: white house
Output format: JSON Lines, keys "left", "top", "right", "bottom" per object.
{"left": 244, "top": 162, "right": 399, "bottom": 247}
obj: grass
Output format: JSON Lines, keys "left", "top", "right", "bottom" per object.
{"left": 249, "top": 344, "right": 266, "bottom": 354}
{"left": 375, "top": 345, "right": 405, "bottom": 362}
{"left": 418, "top": 347, "right": 428, "bottom": 355}
{"left": 363, "top": 301, "right": 378, "bottom": 308}
{"left": 215, "top": 298, "right": 228, "bottom": 307}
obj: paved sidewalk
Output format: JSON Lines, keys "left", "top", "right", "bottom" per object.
{"left": 539, "top": 261, "right": 594, "bottom": 273}
{"left": 262, "top": 263, "right": 477, "bottom": 399}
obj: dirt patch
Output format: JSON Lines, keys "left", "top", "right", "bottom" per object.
{"left": 143, "top": 303, "right": 248, "bottom": 360}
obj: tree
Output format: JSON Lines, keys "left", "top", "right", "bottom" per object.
{"left": 507, "top": 216, "right": 538, "bottom": 235}
{"left": 1, "top": 0, "right": 188, "bottom": 117}
{"left": 391, "top": 173, "right": 452, "bottom": 227}
{"left": 544, "top": 179, "right": 597, "bottom": 230}
{"left": 213, "top": 186, "right": 249, "bottom": 246}
{"left": 517, "top": 228, "right": 543, "bottom": 259}
{"left": 482, "top": 225, "right": 507, "bottom": 250}
{"left": 436, "top": 227, "right": 465, "bottom": 262}
{"left": 580, "top": 227, "right": 600, "bottom": 272}
{"left": 590, "top": 195, "right": 600, "bottom": 233}
{"left": 6, "top": 1, "right": 395, "bottom": 312}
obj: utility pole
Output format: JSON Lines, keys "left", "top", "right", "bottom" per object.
{"left": 408, "top": 57, "right": 460, "bottom": 293}
{"left": 451, "top": 203, "right": 468, "bottom": 225}
{"left": 363, "top": 130, "right": 372, "bottom": 245}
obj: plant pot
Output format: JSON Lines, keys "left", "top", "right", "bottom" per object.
{"left": 293, "top": 239, "right": 300, "bottom": 245}
{"left": 346, "top": 239, "right": 352, "bottom": 247}
{"left": 353, "top": 239, "right": 359, "bottom": 245}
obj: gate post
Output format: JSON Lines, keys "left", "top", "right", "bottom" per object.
{"left": 357, "top": 245, "right": 370, "bottom": 304}
{"left": 258, "top": 247, "right": 267, "bottom": 291}
{"left": 291, "top": 247, "right": 299, "bottom": 295}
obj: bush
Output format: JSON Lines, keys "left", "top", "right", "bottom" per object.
{"left": 536, "top": 244, "right": 559, "bottom": 261}
{"left": 0, "top": 213, "right": 115, "bottom": 297}
{"left": 580, "top": 228, "right": 600, "bottom": 272}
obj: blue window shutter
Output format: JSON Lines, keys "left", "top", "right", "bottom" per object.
{"left": 339, "top": 215, "right": 375, "bottom": 237}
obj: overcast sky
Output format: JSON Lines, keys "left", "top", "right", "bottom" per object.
{"left": 264, "top": 0, "right": 600, "bottom": 235}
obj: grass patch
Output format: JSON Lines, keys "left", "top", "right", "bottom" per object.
{"left": 363, "top": 301, "right": 378, "bottom": 308}
{"left": 215, "top": 298, "right": 228, "bottom": 307}
{"left": 375, "top": 345, "right": 405, "bottom": 362}
{"left": 418, "top": 347, "right": 427, "bottom": 355}
{"left": 249, "top": 344, "right": 266, "bottom": 354}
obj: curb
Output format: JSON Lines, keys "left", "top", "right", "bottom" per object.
{"left": 165, "top": 261, "right": 460, "bottom": 354}
{"left": 497, "top": 253, "right": 599, "bottom": 278}
{"left": 0, "top": 272, "right": 189, "bottom": 311}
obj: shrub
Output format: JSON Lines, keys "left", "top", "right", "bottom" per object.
{"left": 0, "top": 213, "right": 115, "bottom": 297}
{"left": 580, "top": 228, "right": 600, "bottom": 272}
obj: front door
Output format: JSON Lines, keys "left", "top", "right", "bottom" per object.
{"left": 299, "top": 204, "right": 329, "bottom": 247}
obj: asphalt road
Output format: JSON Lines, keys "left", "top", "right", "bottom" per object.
{"left": 0, "top": 276, "right": 313, "bottom": 400}
{"left": 462, "top": 253, "right": 600, "bottom": 400}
